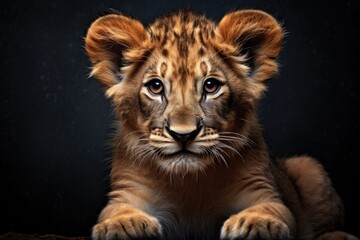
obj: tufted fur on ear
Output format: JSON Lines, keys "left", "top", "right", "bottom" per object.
{"left": 85, "top": 14, "right": 149, "bottom": 88}
{"left": 216, "top": 10, "right": 284, "bottom": 95}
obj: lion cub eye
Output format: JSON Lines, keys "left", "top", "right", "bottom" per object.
{"left": 146, "top": 79, "right": 164, "bottom": 95}
{"left": 204, "top": 78, "right": 222, "bottom": 94}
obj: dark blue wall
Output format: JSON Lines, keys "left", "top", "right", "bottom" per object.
{"left": 1, "top": 0, "right": 359, "bottom": 237}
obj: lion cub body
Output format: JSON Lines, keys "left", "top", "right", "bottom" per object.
{"left": 85, "top": 10, "right": 357, "bottom": 240}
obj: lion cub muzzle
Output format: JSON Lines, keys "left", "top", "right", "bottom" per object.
{"left": 165, "top": 111, "right": 203, "bottom": 148}
{"left": 166, "top": 124, "right": 202, "bottom": 147}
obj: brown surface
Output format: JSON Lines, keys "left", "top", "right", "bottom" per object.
{"left": 0, "top": 232, "right": 90, "bottom": 240}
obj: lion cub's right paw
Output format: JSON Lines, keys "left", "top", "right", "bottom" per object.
{"left": 92, "top": 212, "right": 162, "bottom": 240}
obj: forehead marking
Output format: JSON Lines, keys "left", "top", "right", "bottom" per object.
{"left": 200, "top": 61, "right": 208, "bottom": 77}
{"left": 161, "top": 48, "right": 169, "bottom": 57}
{"left": 198, "top": 47, "right": 205, "bottom": 56}
{"left": 159, "top": 62, "right": 168, "bottom": 78}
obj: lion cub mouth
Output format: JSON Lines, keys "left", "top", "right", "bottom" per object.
{"left": 168, "top": 149, "right": 197, "bottom": 157}
{"left": 158, "top": 149, "right": 210, "bottom": 174}
{"left": 147, "top": 127, "right": 222, "bottom": 173}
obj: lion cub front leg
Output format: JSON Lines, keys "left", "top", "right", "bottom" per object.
{"left": 92, "top": 203, "right": 162, "bottom": 240}
{"left": 221, "top": 202, "right": 295, "bottom": 240}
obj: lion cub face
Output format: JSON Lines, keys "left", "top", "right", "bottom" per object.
{"left": 86, "top": 10, "right": 283, "bottom": 174}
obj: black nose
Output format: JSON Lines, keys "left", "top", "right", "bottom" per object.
{"left": 166, "top": 126, "right": 202, "bottom": 145}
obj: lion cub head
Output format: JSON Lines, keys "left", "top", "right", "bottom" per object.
{"left": 85, "top": 10, "right": 283, "bottom": 174}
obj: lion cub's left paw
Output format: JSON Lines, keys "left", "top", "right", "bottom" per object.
{"left": 315, "top": 231, "right": 359, "bottom": 240}
{"left": 220, "top": 211, "right": 290, "bottom": 240}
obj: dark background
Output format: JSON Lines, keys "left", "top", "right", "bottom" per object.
{"left": 1, "top": 0, "right": 359, "bottom": 238}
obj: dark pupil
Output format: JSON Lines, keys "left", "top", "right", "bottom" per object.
{"left": 205, "top": 79, "right": 219, "bottom": 92}
{"left": 152, "top": 81, "right": 161, "bottom": 90}
{"left": 206, "top": 80, "right": 215, "bottom": 89}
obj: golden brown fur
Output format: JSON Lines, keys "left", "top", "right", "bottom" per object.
{"left": 85, "top": 10, "right": 358, "bottom": 240}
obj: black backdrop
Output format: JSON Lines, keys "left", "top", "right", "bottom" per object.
{"left": 1, "top": 0, "right": 359, "bottom": 238}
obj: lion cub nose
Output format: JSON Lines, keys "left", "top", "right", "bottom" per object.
{"left": 167, "top": 125, "right": 202, "bottom": 145}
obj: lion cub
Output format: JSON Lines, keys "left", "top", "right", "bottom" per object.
{"left": 85, "top": 9, "right": 358, "bottom": 240}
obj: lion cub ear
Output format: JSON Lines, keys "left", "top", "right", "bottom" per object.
{"left": 216, "top": 10, "right": 283, "bottom": 84}
{"left": 85, "top": 14, "right": 148, "bottom": 88}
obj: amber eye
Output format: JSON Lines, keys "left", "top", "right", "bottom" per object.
{"left": 146, "top": 79, "right": 164, "bottom": 95}
{"left": 204, "top": 78, "right": 222, "bottom": 94}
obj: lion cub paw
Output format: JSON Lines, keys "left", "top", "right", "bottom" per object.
{"left": 92, "top": 212, "right": 162, "bottom": 240}
{"left": 220, "top": 212, "right": 290, "bottom": 240}
{"left": 315, "top": 231, "right": 359, "bottom": 240}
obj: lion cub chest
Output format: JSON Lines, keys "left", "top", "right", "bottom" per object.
{"left": 149, "top": 174, "right": 237, "bottom": 239}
